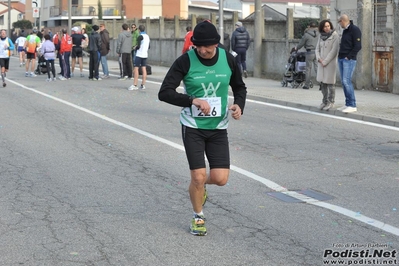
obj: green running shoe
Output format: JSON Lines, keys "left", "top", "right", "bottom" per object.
{"left": 202, "top": 185, "right": 207, "bottom": 206}
{"left": 190, "top": 214, "right": 207, "bottom": 236}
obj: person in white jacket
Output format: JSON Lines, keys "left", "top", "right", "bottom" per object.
{"left": 40, "top": 34, "right": 57, "bottom": 81}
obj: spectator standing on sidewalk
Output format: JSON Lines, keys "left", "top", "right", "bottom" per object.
{"left": 158, "top": 21, "right": 247, "bottom": 236}
{"left": 81, "top": 28, "right": 89, "bottom": 49}
{"left": 70, "top": 27, "right": 86, "bottom": 77}
{"left": 53, "top": 31, "right": 62, "bottom": 75}
{"left": 37, "top": 28, "right": 44, "bottom": 41}
{"left": 223, "top": 32, "right": 230, "bottom": 52}
{"left": 295, "top": 21, "right": 319, "bottom": 90}
{"left": 40, "top": 34, "right": 57, "bottom": 82}
{"left": 337, "top": 14, "right": 362, "bottom": 114}
{"left": 129, "top": 25, "right": 150, "bottom": 90}
{"left": 315, "top": 20, "right": 339, "bottom": 111}
{"left": 182, "top": 26, "right": 194, "bottom": 54}
{"left": 0, "top": 29, "right": 14, "bottom": 87}
{"left": 24, "top": 28, "right": 41, "bottom": 77}
{"left": 131, "top": 24, "right": 140, "bottom": 66}
{"left": 116, "top": 23, "right": 133, "bottom": 80}
{"left": 88, "top": 25, "right": 102, "bottom": 81}
{"left": 231, "top": 21, "right": 250, "bottom": 78}
{"left": 99, "top": 24, "right": 110, "bottom": 79}
{"left": 59, "top": 29, "right": 73, "bottom": 80}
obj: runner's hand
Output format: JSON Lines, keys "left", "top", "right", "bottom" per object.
{"left": 192, "top": 98, "right": 211, "bottom": 115}
{"left": 229, "top": 104, "right": 242, "bottom": 120}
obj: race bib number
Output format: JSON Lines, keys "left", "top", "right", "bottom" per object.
{"left": 191, "top": 97, "right": 222, "bottom": 117}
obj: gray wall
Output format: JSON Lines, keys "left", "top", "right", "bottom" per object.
{"left": 100, "top": 6, "right": 399, "bottom": 94}
{"left": 105, "top": 18, "right": 290, "bottom": 80}
{"left": 107, "top": 35, "right": 300, "bottom": 81}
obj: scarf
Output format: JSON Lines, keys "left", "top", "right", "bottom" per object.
{"left": 320, "top": 29, "right": 334, "bottom": 41}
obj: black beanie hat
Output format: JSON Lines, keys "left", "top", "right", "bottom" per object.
{"left": 191, "top": 21, "right": 221, "bottom": 46}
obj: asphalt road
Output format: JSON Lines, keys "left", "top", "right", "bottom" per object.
{"left": 1, "top": 59, "right": 398, "bottom": 266}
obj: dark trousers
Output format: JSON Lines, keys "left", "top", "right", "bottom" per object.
{"left": 235, "top": 47, "right": 247, "bottom": 72}
{"left": 58, "top": 54, "right": 63, "bottom": 75}
{"left": 89, "top": 51, "right": 100, "bottom": 79}
{"left": 46, "top": 60, "right": 56, "bottom": 79}
{"left": 61, "top": 52, "right": 71, "bottom": 78}
{"left": 118, "top": 55, "right": 123, "bottom": 77}
{"left": 121, "top": 53, "right": 132, "bottom": 78}
{"left": 131, "top": 50, "right": 136, "bottom": 66}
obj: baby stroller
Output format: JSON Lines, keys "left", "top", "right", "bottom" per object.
{"left": 281, "top": 48, "right": 313, "bottom": 89}
{"left": 35, "top": 54, "right": 48, "bottom": 75}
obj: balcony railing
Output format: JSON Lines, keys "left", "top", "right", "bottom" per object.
{"left": 50, "top": 5, "right": 122, "bottom": 17}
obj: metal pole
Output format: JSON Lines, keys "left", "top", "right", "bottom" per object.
{"left": 68, "top": 0, "right": 72, "bottom": 34}
{"left": 38, "top": 8, "right": 41, "bottom": 29}
{"left": 253, "top": 0, "right": 263, "bottom": 77}
{"left": 7, "top": 0, "right": 11, "bottom": 36}
{"left": 219, "top": 0, "right": 224, "bottom": 44}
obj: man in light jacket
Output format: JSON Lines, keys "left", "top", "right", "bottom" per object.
{"left": 116, "top": 23, "right": 133, "bottom": 80}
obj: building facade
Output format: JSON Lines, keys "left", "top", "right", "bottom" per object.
{"left": 223, "top": 0, "right": 330, "bottom": 18}
{"left": 0, "top": 1, "right": 25, "bottom": 33}
{"left": 28, "top": 0, "right": 191, "bottom": 28}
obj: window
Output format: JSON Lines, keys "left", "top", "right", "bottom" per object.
{"left": 0, "top": 15, "right": 4, "bottom": 26}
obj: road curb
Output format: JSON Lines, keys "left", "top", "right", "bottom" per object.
{"left": 245, "top": 94, "right": 399, "bottom": 128}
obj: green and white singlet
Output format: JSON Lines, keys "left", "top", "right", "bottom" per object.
{"left": 181, "top": 48, "right": 232, "bottom": 130}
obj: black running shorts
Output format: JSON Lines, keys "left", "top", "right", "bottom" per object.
{"left": 0, "top": 58, "right": 9, "bottom": 70}
{"left": 26, "top": 52, "right": 36, "bottom": 60}
{"left": 72, "top": 46, "right": 83, "bottom": 58}
{"left": 182, "top": 125, "right": 230, "bottom": 170}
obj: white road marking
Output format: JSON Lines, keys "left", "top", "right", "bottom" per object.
{"left": 246, "top": 99, "right": 399, "bottom": 131}
{"left": 7, "top": 78, "right": 399, "bottom": 237}
{"left": 129, "top": 79, "right": 399, "bottom": 132}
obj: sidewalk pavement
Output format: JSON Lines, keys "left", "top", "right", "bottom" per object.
{"left": 104, "top": 59, "right": 399, "bottom": 128}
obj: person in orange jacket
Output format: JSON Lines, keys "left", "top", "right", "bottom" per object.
{"left": 182, "top": 26, "right": 194, "bottom": 54}
{"left": 58, "top": 29, "right": 73, "bottom": 80}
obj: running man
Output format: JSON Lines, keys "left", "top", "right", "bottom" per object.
{"left": 15, "top": 33, "right": 26, "bottom": 66}
{"left": 158, "top": 21, "right": 247, "bottom": 236}
{"left": 0, "top": 29, "right": 14, "bottom": 87}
